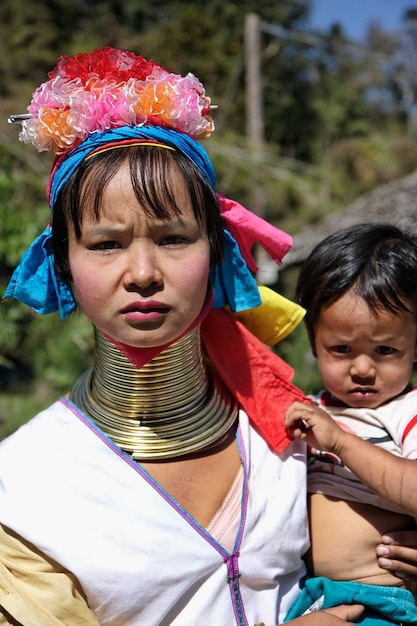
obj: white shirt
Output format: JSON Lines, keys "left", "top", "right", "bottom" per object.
{"left": 0, "top": 398, "right": 308, "bottom": 626}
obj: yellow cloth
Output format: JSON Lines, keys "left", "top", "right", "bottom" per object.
{"left": 0, "top": 524, "right": 99, "bottom": 626}
{"left": 230, "top": 285, "right": 305, "bottom": 347}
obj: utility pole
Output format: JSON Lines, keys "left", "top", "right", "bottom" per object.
{"left": 245, "top": 12, "right": 265, "bottom": 219}
{"left": 245, "top": 13, "right": 279, "bottom": 283}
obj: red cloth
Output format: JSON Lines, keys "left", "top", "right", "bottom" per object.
{"left": 201, "top": 308, "right": 307, "bottom": 454}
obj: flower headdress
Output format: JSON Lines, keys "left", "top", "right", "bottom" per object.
{"left": 13, "top": 47, "right": 214, "bottom": 155}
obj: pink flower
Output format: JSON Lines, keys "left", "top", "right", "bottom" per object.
{"left": 21, "top": 47, "right": 214, "bottom": 154}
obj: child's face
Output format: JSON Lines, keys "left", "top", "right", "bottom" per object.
{"left": 313, "top": 288, "right": 417, "bottom": 409}
{"left": 68, "top": 160, "right": 211, "bottom": 349}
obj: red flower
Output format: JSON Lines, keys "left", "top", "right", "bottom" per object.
{"left": 48, "top": 47, "right": 162, "bottom": 85}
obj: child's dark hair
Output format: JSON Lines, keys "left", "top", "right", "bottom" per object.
{"left": 296, "top": 222, "right": 417, "bottom": 336}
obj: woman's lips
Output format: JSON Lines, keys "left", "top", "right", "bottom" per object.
{"left": 121, "top": 301, "right": 170, "bottom": 322}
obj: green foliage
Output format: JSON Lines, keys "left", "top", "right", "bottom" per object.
{"left": 0, "top": 300, "right": 94, "bottom": 399}
{"left": 0, "top": 141, "right": 50, "bottom": 266}
{"left": 0, "top": 127, "right": 94, "bottom": 411}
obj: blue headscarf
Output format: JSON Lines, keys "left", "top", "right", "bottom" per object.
{"left": 4, "top": 125, "right": 261, "bottom": 318}
{"left": 49, "top": 126, "right": 216, "bottom": 207}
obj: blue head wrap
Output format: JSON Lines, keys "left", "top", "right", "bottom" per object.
{"left": 49, "top": 126, "right": 216, "bottom": 207}
{"left": 4, "top": 125, "right": 260, "bottom": 318}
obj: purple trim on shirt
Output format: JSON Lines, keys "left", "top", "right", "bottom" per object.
{"left": 60, "top": 396, "right": 250, "bottom": 625}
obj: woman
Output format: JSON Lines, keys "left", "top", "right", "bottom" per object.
{"left": 1, "top": 46, "right": 412, "bottom": 625}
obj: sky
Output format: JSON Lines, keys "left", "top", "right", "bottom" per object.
{"left": 309, "top": 0, "right": 417, "bottom": 42}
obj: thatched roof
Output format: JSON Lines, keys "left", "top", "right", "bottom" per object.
{"left": 282, "top": 169, "right": 417, "bottom": 267}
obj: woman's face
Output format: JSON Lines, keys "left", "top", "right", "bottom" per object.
{"left": 68, "top": 160, "right": 211, "bottom": 348}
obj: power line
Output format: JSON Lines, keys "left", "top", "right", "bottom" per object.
{"left": 260, "top": 21, "right": 391, "bottom": 68}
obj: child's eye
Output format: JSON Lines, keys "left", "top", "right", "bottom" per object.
{"left": 376, "top": 346, "right": 395, "bottom": 355}
{"left": 332, "top": 345, "right": 350, "bottom": 354}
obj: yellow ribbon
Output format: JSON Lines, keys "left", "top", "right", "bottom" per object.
{"left": 230, "top": 285, "right": 305, "bottom": 346}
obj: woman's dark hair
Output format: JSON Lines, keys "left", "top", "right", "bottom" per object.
{"left": 51, "top": 145, "right": 224, "bottom": 282}
{"left": 296, "top": 222, "right": 417, "bottom": 336}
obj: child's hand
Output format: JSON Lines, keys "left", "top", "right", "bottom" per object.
{"left": 284, "top": 401, "right": 345, "bottom": 453}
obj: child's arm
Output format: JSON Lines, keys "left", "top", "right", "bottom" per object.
{"left": 285, "top": 401, "right": 417, "bottom": 519}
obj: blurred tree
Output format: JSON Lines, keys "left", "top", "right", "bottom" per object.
{"left": 388, "top": 8, "right": 417, "bottom": 135}
{"left": 116, "top": 0, "right": 311, "bottom": 139}
{"left": 0, "top": 0, "right": 90, "bottom": 96}
{"left": 260, "top": 21, "right": 391, "bottom": 162}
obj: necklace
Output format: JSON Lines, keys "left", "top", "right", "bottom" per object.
{"left": 70, "top": 327, "right": 238, "bottom": 460}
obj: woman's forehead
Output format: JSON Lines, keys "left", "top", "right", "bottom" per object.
{"left": 78, "top": 160, "right": 197, "bottom": 222}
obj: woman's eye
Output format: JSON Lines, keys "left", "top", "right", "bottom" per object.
{"left": 160, "top": 235, "right": 188, "bottom": 245}
{"left": 91, "top": 241, "right": 120, "bottom": 250}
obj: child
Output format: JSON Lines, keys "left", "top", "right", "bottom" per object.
{"left": 285, "top": 222, "right": 417, "bottom": 625}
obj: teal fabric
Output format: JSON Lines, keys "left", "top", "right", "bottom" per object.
{"left": 210, "top": 230, "right": 261, "bottom": 311}
{"left": 285, "top": 576, "right": 417, "bottom": 625}
{"left": 3, "top": 225, "right": 76, "bottom": 317}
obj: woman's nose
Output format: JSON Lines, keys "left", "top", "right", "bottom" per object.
{"left": 124, "top": 245, "right": 162, "bottom": 289}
